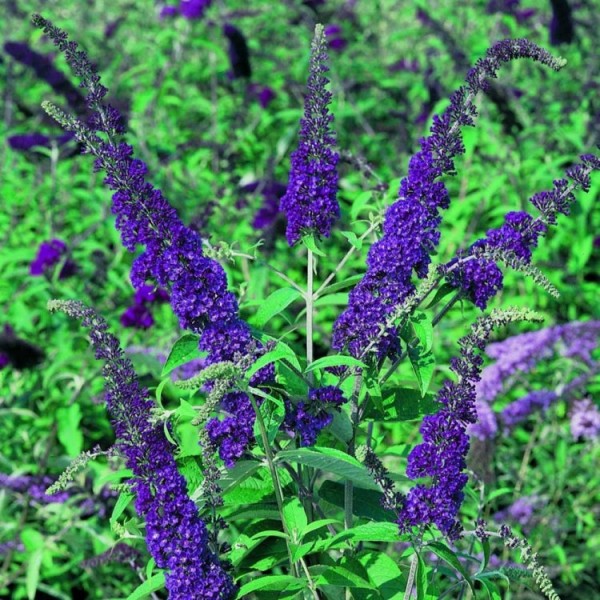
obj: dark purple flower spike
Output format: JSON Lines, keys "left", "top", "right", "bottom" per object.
{"left": 33, "top": 14, "right": 273, "bottom": 467}
{"left": 48, "top": 300, "right": 236, "bottom": 600}
{"left": 280, "top": 24, "right": 340, "bottom": 246}
{"left": 333, "top": 39, "right": 567, "bottom": 360}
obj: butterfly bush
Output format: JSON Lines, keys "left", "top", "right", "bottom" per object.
{"left": 469, "top": 321, "right": 600, "bottom": 440}
{"left": 30, "top": 238, "right": 76, "bottom": 278}
{"left": 279, "top": 23, "right": 340, "bottom": 246}
{"left": 29, "top": 10, "right": 600, "bottom": 600}
{"left": 333, "top": 39, "right": 568, "bottom": 359}
{"left": 48, "top": 300, "right": 236, "bottom": 600}
{"left": 33, "top": 14, "right": 274, "bottom": 467}
{"left": 397, "top": 308, "right": 542, "bottom": 539}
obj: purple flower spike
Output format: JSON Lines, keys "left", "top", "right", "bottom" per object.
{"left": 223, "top": 23, "right": 251, "bottom": 79}
{"left": 33, "top": 14, "right": 273, "bottom": 469}
{"left": 179, "top": 0, "right": 211, "bottom": 20}
{"left": 4, "top": 41, "right": 84, "bottom": 110}
{"left": 334, "top": 39, "right": 566, "bottom": 359}
{"left": 30, "top": 238, "right": 76, "bottom": 278}
{"left": 280, "top": 24, "right": 339, "bottom": 246}
{"left": 49, "top": 300, "right": 236, "bottom": 600}
{"left": 283, "top": 386, "right": 346, "bottom": 446}
{"left": 397, "top": 309, "right": 541, "bottom": 539}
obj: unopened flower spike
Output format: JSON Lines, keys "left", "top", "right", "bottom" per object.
{"left": 280, "top": 23, "right": 340, "bottom": 246}
{"left": 48, "top": 299, "right": 236, "bottom": 600}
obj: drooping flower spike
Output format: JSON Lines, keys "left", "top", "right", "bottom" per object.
{"left": 280, "top": 24, "right": 340, "bottom": 246}
{"left": 333, "top": 39, "right": 566, "bottom": 359}
{"left": 48, "top": 300, "right": 236, "bottom": 600}
{"left": 447, "top": 153, "right": 600, "bottom": 309}
{"left": 33, "top": 14, "right": 273, "bottom": 466}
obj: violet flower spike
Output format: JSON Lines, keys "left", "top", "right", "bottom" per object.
{"left": 397, "top": 308, "right": 542, "bottom": 540}
{"left": 280, "top": 24, "right": 340, "bottom": 246}
{"left": 33, "top": 14, "right": 275, "bottom": 467}
{"left": 447, "top": 152, "right": 600, "bottom": 309}
{"left": 48, "top": 300, "right": 236, "bottom": 600}
{"left": 333, "top": 39, "right": 566, "bottom": 359}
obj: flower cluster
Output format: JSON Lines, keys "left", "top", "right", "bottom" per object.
{"left": 49, "top": 299, "right": 236, "bottom": 600}
{"left": 279, "top": 24, "right": 339, "bottom": 246}
{"left": 283, "top": 386, "right": 346, "bottom": 446}
{"left": 8, "top": 131, "right": 74, "bottom": 152}
{"left": 30, "top": 238, "right": 76, "bottom": 278}
{"left": 448, "top": 153, "right": 600, "bottom": 309}
{"left": 0, "top": 474, "right": 70, "bottom": 504}
{"left": 242, "top": 180, "right": 287, "bottom": 231}
{"left": 0, "top": 325, "right": 45, "bottom": 370}
{"left": 120, "top": 284, "right": 170, "bottom": 330}
{"left": 570, "top": 398, "right": 600, "bottom": 441}
{"left": 249, "top": 84, "right": 276, "bottom": 109}
{"left": 324, "top": 25, "right": 347, "bottom": 51}
{"left": 223, "top": 23, "right": 252, "bottom": 79}
{"left": 397, "top": 309, "right": 541, "bottom": 539}
{"left": 469, "top": 321, "right": 600, "bottom": 439}
{"left": 549, "top": 0, "right": 575, "bottom": 46}
{"left": 333, "top": 39, "right": 565, "bottom": 359}
{"left": 34, "top": 14, "right": 273, "bottom": 467}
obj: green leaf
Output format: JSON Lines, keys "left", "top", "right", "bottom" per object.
{"left": 236, "top": 575, "right": 306, "bottom": 597}
{"left": 314, "top": 565, "right": 375, "bottom": 590}
{"left": 416, "top": 553, "right": 429, "bottom": 600}
{"left": 408, "top": 345, "right": 436, "bottom": 397}
{"left": 246, "top": 341, "right": 301, "bottom": 379}
{"left": 365, "top": 387, "right": 439, "bottom": 421}
{"left": 217, "top": 461, "right": 261, "bottom": 495}
{"left": 161, "top": 334, "right": 206, "bottom": 377}
{"left": 358, "top": 551, "right": 405, "bottom": 599}
{"left": 56, "top": 404, "right": 83, "bottom": 456}
{"left": 26, "top": 548, "right": 43, "bottom": 600}
{"left": 427, "top": 541, "right": 475, "bottom": 594}
{"left": 110, "top": 491, "right": 135, "bottom": 526}
{"left": 410, "top": 311, "right": 433, "bottom": 352}
{"left": 250, "top": 288, "right": 302, "bottom": 328}
{"left": 282, "top": 497, "right": 308, "bottom": 540}
{"left": 276, "top": 447, "right": 378, "bottom": 490}
{"left": 302, "top": 233, "right": 326, "bottom": 257}
{"left": 340, "top": 230, "right": 363, "bottom": 249}
{"left": 478, "top": 578, "right": 502, "bottom": 600}
{"left": 326, "top": 522, "right": 400, "bottom": 548}
{"left": 423, "top": 283, "right": 455, "bottom": 310}
{"left": 329, "top": 408, "right": 353, "bottom": 443}
{"left": 305, "top": 355, "right": 367, "bottom": 374}
{"left": 318, "top": 274, "right": 363, "bottom": 295}
{"left": 318, "top": 480, "right": 396, "bottom": 522}
{"left": 124, "top": 572, "right": 166, "bottom": 600}
{"left": 313, "top": 292, "right": 349, "bottom": 308}
{"left": 478, "top": 537, "right": 491, "bottom": 574}
{"left": 254, "top": 395, "right": 285, "bottom": 449}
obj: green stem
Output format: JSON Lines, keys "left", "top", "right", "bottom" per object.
{"left": 403, "top": 552, "right": 418, "bottom": 600}
{"left": 248, "top": 393, "right": 298, "bottom": 578}
{"left": 303, "top": 250, "right": 316, "bottom": 525}
{"left": 306, "top": 249, "right": 314, "bottom": 373}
